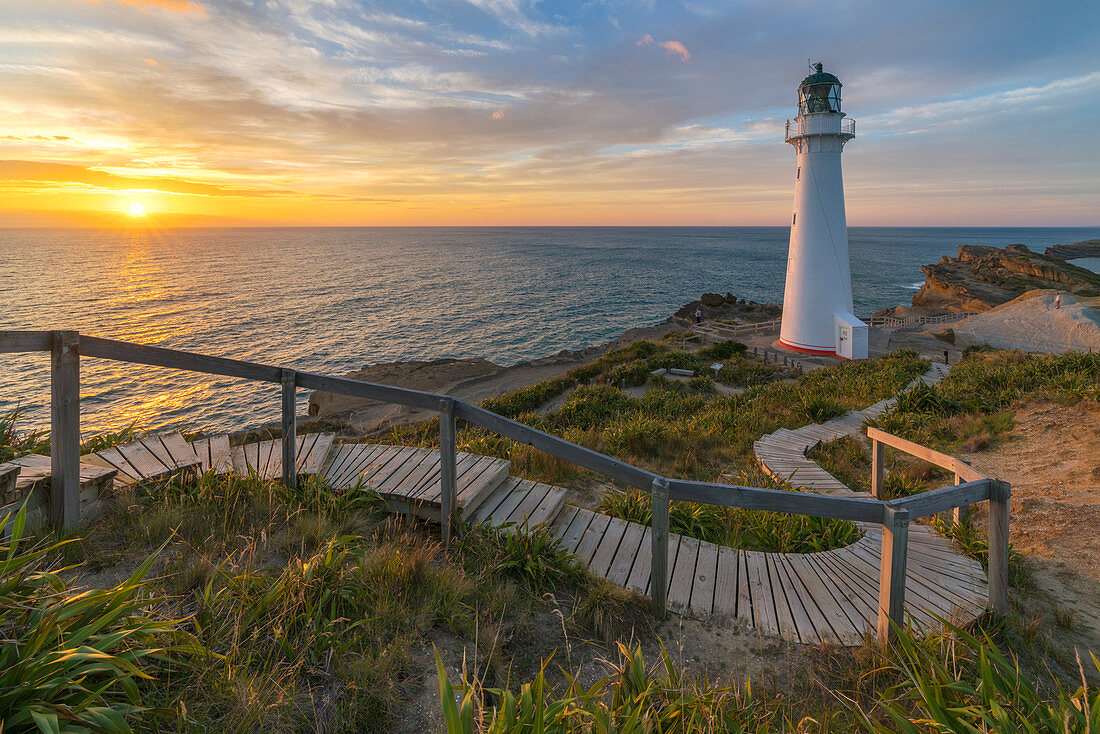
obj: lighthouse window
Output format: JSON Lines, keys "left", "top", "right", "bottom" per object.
{"left": 792, "top": 213, "right": 797, "bottom": 225}
{"left": 796, "top": 167, "right": 800, "bottom": 180}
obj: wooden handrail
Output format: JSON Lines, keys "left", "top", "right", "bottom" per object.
{"left": 867, "top": 426, "right": 985, "bottom": 483}
{"left": 889, "top": 478, "right": 991, "bottom": 519}
{"left": 0, "top": 330, "right": 1010, "bottom": 635}
{"left": 668, "top": 478, "right": 884, "bottom": 523}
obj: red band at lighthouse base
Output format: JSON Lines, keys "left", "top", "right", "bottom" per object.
{"left": 777, "top": 338, "right": 837, "bottom": 357}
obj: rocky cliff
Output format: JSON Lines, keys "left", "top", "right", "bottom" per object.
{"left": 910, "top": 243, "right": 1100, "bottom": 313}
{"left": 1045, "top": 239, "right": 1100, "bottom": 260}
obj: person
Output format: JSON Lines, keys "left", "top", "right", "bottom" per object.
{"left": 1055, "top": 293, "right": 1062, "bottom": 310}
{"left": 694, "top": 308, "right": 703, "bottom": 324}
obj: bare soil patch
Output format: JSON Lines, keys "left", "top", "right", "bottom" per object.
{"left": 960, "top": 399, "right": 1100, "bottom": 653}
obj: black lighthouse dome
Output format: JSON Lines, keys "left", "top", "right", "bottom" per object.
{"left": 798, "top": 62, "right": 842, "bottom": 115}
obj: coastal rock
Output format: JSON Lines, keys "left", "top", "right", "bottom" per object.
{"left": 700, "top": 292, "right": 725, "bottom": 307}
{"left": 674, "top": 294, "right": 782, "bottom": 324}
{"left": 1045, "top": 240, "right": 1100, "bottom": 260}
{"left": 911, "top": 244, "right": 1100, "bottom": 313}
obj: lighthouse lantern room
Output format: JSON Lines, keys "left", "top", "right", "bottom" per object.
{"left": 779, "top": 63, "right": 867, "bottom": 360}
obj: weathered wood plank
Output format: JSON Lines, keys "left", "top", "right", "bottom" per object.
{"left": 769, "top": 554, "right": 816, "bottom": 644}
{"left": 736, "top": 551, "right": 754, "bottom": 627}
{"left": 711, "top": 546, "right": 739, "bottom": 618}
{"left": 549, "top": 504, "right": 580, "bottom": 543}
{"left": 606, "top": 521, "right": 646, "bottom": 587}
{"left": 590, "top": 517, "right": 628, "bottom": 578}
{"left": 468, "top": 478, "right": 519, "bottom": 526}
{"left": 557, "top": 508, "right": 595, "bottom": 554}
{"left": 507, "top": 481, "right": 553, "bottom": 527}
{"left": 689, "top": 540, "right": 719, "bottom": 616}
{"left": 802, "top": 552, "right": 873, "bottom": 635}
{"left": 625, "top": 526, "right": 654, "bottom": 595}
{"left": 574, "top": 512, "right": 612, "bottom": 566}
{"left": 523, "top": 484, "right": 566, "bottom": 528}
{"left": 158, "top": 433, "right": 201, "bottom": 470}
{"left": 82, "top": 448, "right": 142, "bottom": 483}
{"left": 666, "top": 535, "right": 699, "bottom": 613}
{"left": 115, "top": 440, "right": 171, "bottom": 480}
{"left": 744, "top": 551, "right": 779, "bottom": 637}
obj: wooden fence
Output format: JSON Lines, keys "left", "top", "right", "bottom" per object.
{"left": 0, "top": 330, "right": 1008, "bottom": 642}
{"left": 865, "top": 313, "right": 978, "bottom": 328}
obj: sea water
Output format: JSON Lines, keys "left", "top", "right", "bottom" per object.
{"left": 2, "top": 226, "right": 1097, "bottom": 434}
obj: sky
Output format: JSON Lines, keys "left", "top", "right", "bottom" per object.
{"left": 1, "top": 0, "right": 1098, "bottom": 227}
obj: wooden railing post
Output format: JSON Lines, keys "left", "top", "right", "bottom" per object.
{"left": 987, "top": 479, "right": 1011, "bottom": 615}
{"left": 871, "top": 438, "right": 884, "bottom": 498}
{"left": 650, "top": 476, "right": 669, "bottom": 619}
{"left": 50, "top": 330, "right": 80, "bottom": 529}
{"left": 439, "top": 398, "right": 458, "bottom": 545}
{"left": 951, "top": 472, "right": 966, "bottom": 525}
{"left": 877, "top": 505, "right": 909, "bottom": 643}
{"left": 281, "top": 369, "right": 297, "bottom": 490}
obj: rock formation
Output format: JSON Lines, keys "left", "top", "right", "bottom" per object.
{"left": 674, "top": 293, "right": 782, "bottom": 324}
{"left": 909, "top": 244, "right": 1100, "bottom": 313}
{"left": 1045, "top": 239, "right": 1100, "bottom": 260}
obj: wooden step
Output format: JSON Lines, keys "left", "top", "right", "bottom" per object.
{"left": 229, "top": 433, "right": 337, "bottom": 480}
{"left": 469, "top": 477, "right": 567, "bottom": 530}
{"left": 0, "top": 463, "right": 20, "bottom": 506}
{"left": 189, "top": 435, "right": 233, "bottom": 475}
{"left": 323, "top": 444, "right": 512, "bottom": 523}
{"left": 83, "top": 432, "right": 201, "bottom": 486}
{"left": 1, "top": 453, "right": 117, "bottom": 532}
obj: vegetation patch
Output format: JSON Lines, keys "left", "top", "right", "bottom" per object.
{"left": 599, "top": 468, "right": 863, "bottom": 553}
{"left": 875, "top": 348, "right": 1100, "bottom": 451}
{"left": 438, "top": 623, "right": 1100, "bottom": 732}
{"left": 0, "top": 458, "right": 602, "bottom": 732}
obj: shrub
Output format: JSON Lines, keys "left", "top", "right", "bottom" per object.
{"left": 699, "top": 340, "right": 747, "bottom": 360}
{"left": 0, "top": 506, "right": 203, "bottom": 732}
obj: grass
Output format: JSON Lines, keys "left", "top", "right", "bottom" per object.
{"left": 874, "top": 348, "right": 1100, "bottom": 452}
{"left": 3, "top": 342, "right": 1098, "bottom": 731}
{"left": 598, "top": 467, "right": 863, "bottom": 553}
{"left": 393, "top": 346, "right": 926, "bottom": 489}
{"left": 2, "top": 464, "right": 608, "bottom": 732}
{"left": 438, "top": 622, "right": 1100, "bottom": 732}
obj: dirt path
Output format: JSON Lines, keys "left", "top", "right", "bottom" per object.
{"left": 960, "top": 399, "right": 1100, "bottom": 654}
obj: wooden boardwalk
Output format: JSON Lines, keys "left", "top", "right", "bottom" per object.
{"left": 6, "top": 359, "right": 985, "bottom": 646}
{"left": 542, "top": 505, "right": 985, "bottom": 644}
{"left": 319, "top": 443, "right": 513, "bottom": 523}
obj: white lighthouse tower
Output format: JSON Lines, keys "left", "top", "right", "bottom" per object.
{"left": 779, "top": 63, "right": 867, "bottom": 360}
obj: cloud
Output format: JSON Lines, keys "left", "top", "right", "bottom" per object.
{"left": 89, "top": 0, "right": 207, "bottom": 16}
{"left": 637, "top": 34, "right": 691, "bottom": 61}
{"left": 0, "top": 160, "right": 296, "bottom": 198}
{"left": 0, "top": 0, "right": 1097, "bottom": 224}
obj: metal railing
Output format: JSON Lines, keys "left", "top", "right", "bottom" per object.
{"left": 0, "top": 330, "right": 1009, "bottom": 642}
{"left": 784, "top": 116, "right": 856, "bottom": 142}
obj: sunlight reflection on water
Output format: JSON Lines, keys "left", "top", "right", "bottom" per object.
{"left": 2, "top": 226, "right": 1097, "bottom": 435}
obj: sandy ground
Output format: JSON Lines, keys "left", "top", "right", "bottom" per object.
{"left": 397, "top": 592, "right": 812, "bottom": 734}
{"left": 961, "top": 399, "right": 1100, "bottom": 653}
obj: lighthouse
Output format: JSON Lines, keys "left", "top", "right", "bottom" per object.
{"left": 779, "top": 63, "right": 867, "bottom": 360}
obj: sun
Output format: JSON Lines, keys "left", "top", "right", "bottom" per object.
{"left": 127, "top": 202, "right": 146, "bottom": 217}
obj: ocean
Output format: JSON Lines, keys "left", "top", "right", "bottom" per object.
{"left": 2, "top": 226, "right": 1098, "bottom": 435}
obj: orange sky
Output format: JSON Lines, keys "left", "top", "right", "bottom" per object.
{"left": 2, "top": 0, "right": 1098, "bottom": 227}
